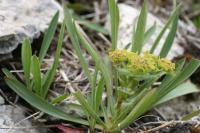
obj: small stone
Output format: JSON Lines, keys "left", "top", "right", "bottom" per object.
{"left": 0, "top": 105, "right": 45, "bottom": 133}
{"left": 0, "top": 0, "right": 63, "bottom": 61}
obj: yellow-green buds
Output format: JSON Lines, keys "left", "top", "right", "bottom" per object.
{"left": 109, "top": 50, "right": 175, "bottom": 75}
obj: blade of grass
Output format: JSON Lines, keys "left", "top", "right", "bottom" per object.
{"left": 3, "top": 72, "right": 89, "bottom": 126}
{"left": 94, "top": 79, "right": 105, "bottom": 112}
{"left": 31, "top": 55, "right": 42, "bottom": 96}
{"left": 75, "top": 24, "right": 114, "bottom": 115}
{"left": 115, "top": 88, "right": 148, "bottom": 123}
{"left": 156, "top": 81, "right": 199, "bottom": 106}
{"left": 39, "top": 12, "right": 59, "bottom": 63}
{"left": 159, "top": 59, "right": 185, "bottom": 89}
{"left": 78, "top": 20, "right": 108, "bottom": 35}
{"left": 159, "top": 15, "right": 178, "bottom": 58}
{"left": 131, "top": 0, "right": 147, "bottom": 53}
{"left": 182, "top": 110, "right": 200, "bottom": 121}
{"left": 42, "top": 17, "right": 65, "bottom": 97}
{"left": 144, "top": 22, "right": 156, "bottom": 44}
{"left": 108, "top": 0, "right": 119, "bottom": 50}
{"left": 158, "top": 59, "right": 200, "bottom": 99}
{"left": 74, "top": 91, "right": 107, "bottom": 128}
{"left": 91, "top": 66, "right": 98, "bottom": 108}
{"left": 150, "top": 4, "right": 181, "bottom": 53}
{"left": 2, "top": 68, "right": 17, "bottom": 80}
{"left": 64, "top": 6, "right": 92, "bottom": 86}
{"left": 116, "top": 89, "right": 157, "bottom": 131}
{"left": 21, "top": 38, "right": 32, "bottom": 89}
{"left": 51, "top": 93, "right": 69, "bottom": 105}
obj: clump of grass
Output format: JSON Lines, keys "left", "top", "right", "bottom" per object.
{"left": 2, "top": 0, "right": 200, "bottom": 132}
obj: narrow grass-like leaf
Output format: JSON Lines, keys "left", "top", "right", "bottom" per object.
{"left": 94, "top": 79, "right": 104, "bottom": 111}
{"left": 156, "top": 81, "right": 199, "bottom": 106}
{"left": 2, "top": 68, "right": 17, "bottom": 80}
{"left": 131, "top": 0, "right": 147, "bottom": 53}
{"left": 139, "top": 73, "right": 163, "bottom": 91}
{"left": 150, "top": 5, "right": 181, "bottom": 53}
{"left": 158, "top": 59, "right": 200, "bottom": 99}
{"left": 115, "top": 88, "right": 148, "bottom": 123}
{"left": 144, "top": 23, "right": 156, "bottom": 44}
{"left": 91, "top": 67, "right": 98, "bottom": 108}
{"left": 159, "top": 59, "right": 185, "bottom": 89}
{"left": 108, "top": 0, "right": 119, "bottom": 50}
{"left": 74, "top": 91, "right": 106, "bottom": 128}
{"left": 159, "top": 15, "right": 178, "bottom": 58}
{"left": 116, "top": 89, "right": 157, "bottom": 131}
{"left": 182, "top": 110, "right": 200, "bottom": 121}
{"left": 78, "top": 20, "right": 108, "bottom": 34}
{"left": 168, "top": 59, "right": 200, "bottom": 89}
{"left": 64, "top": 6, "right": 92, "bottom": 86}
{"left": 39, "top": 12, "right": 59, "bottom": 63}
{"left": 42, "top": 17, "right": 65, "bottom": 97}
{"left": 51, "top": 93, "right": 69, "bottom": 105}
{"left": 31, "top": 55, "right": 42, "bottom": 96}
{"left": 75, "top": 25, "right": 114, "bottom": 114}
{"left": 21, "top": 39, "right": 32, "bottom": 89}
{"left": 3, "top": 72, "right": 89, "bottom": 126}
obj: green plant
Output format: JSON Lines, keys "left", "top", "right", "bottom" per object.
{"left": 3, "top": 12, "right": 67, "bottom": 101}
{"left": 2, "top": 1, "right": 200, "bottom": 133}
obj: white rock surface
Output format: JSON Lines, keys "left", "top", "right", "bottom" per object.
{"left": 106, "top": 4, "right": 184, "bottom": 59}
{"left": 0, "top": 96, "right": 4, "bottom": 105}
{"left": 0, "top": 0, "right": 62, "bottom": 58}
{"left": 0, "top": 105, "right": 43, "bottom": 133}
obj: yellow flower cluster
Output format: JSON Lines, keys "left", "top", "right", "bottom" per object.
{"left": 109, "top": 50, "right": 175, "bottom": 75}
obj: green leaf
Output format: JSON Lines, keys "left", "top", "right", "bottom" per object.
{"left": 131, "top": 0, "right": 147, "bottom": 53}
{"left": 64, "top": 6, "right": 92, "bottom": 86}
{"left": 42, "top": 16, "right": 66, "bottom": 98}
{"left": 78, "top": 20, "right": 108, "bottom": 35}
{"left": 74, "top": 91, "right": 106, "bottom": 128}
{"left": 31, "top": 55, "right": 42, "bottom": 96}
{"left": 139, "top": 73, "right": 163, "bottom": 91}
{"left": 75, "top": 25, "right": 114, "bottom": 115}
{"left": 156, "top": 81, "right": 199, "bottom": 105}
{"left": 21, "top": 39, "right": 32, "bottom": 89}
{"left": 182, "top": 110, "right": 200, "bottom": 121}
{"left": 39, "top": 11, "right": 59, "bottom": 63}
{"left": 94, "top": 79, "right": 105, "bottom": 111}
{"left": 108, "top": 0, "right": 119, "bottom": 50}
{"left": 144, "top": 23, "right": 156, "bottom": 44}
{"left": 159, "top": 15, "right": 178, "bottom": 58}
{"left": 116, "top": 89, "right": 157, "bottom": 131}
{"left": 51, "top": 93, "right": 69, "bottom": 105}
{"left": 158, "top": 59, "right": 200, "bottom": 99}
{"left": 150, "top": 5, "right": 181, "bottom": 53}
{"left": 2, "top": 68, "right": 17, "bottom": 80}
{"left": 4, "top": 73, "right": 89, "bottom": 126}
{"left": 159, "top": 59, "right": 185, "bottom": 90}
{"left": 115, "top": 88, "right": 148, "bottom": 123}
{"left": 67, "top": 3, "right": 91, "bottom": 13}
{"left": 169, "top": 59, "right": 200, "bottom": 89}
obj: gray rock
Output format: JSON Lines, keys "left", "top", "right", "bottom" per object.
{"left": 0, "top": 105, "right": 43, "bottom": 133}
{"left": 0, "top": 0, "right": 62, "bottom": 61}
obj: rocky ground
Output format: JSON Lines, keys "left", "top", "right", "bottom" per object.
{"left": 0, "top": 0, "right": 200, "bottom": 133}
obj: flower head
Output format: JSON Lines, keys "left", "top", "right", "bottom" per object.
{"left": 109, "top": 50, "right": 175, "bottom": 75}
{"left": 109, "top": 50, "right": 130, "bottom": 64}
{"left": 158, "top": 59, "right": 175, "bottom": 73}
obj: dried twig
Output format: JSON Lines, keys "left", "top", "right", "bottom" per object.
{"left": 138, "top": 121, "right": 175, "bottom": 133}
